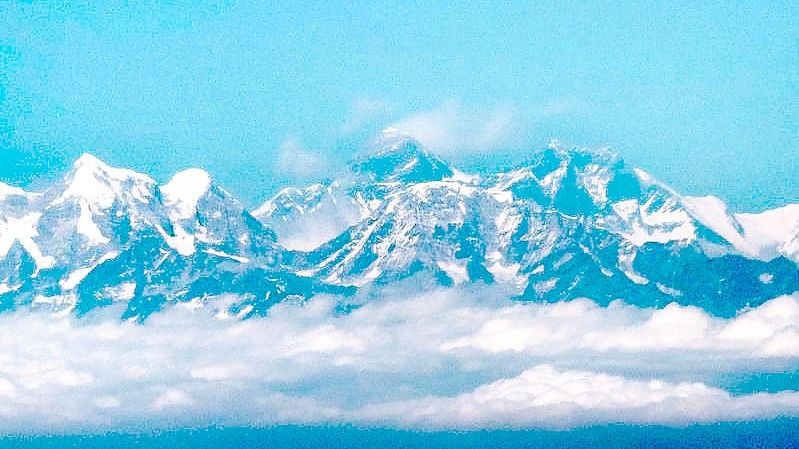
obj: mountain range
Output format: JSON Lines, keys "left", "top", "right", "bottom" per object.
{"left": 1, "top": 128, "right": 798, "bottom": 319}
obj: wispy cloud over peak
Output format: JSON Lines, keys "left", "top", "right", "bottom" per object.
{"left": 387, "top": 98, "right": 580, "bottom": 154}
{"left": 275, "top": 136, "right": 329, "bottom": 178}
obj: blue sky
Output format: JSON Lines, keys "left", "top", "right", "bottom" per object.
{"left": 1, "top": 0, "right": 797, "bottom": 211}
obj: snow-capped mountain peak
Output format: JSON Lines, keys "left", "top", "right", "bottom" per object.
{"left": 52, "top": 153, "right": 156, "bottom": 209}
{"left": 160, "top": 168, "right": 213, "bottom": 220}
{"left": 0, "top": 153, "right": 311, "bottom": 320}
{"left": 270, "top": 136, "right": 799, "bottom": 317}
{"left": 73, "top": 152, "right": 107, "bottom": 169}
{"left": 70, "top": 152, "right": 149, "bottom": 183}
{"left": 366, "top": 127, "right": 422, "bottom": 156}
{"left": 350, "top": 127, "right": 453, "bottom": 183}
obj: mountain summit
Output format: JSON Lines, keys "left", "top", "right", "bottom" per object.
{"left": 350, "top": 127, "right": 454, "bottom": 183}
{"left": 2, "top": 137, "right": 798, "bottom": 319}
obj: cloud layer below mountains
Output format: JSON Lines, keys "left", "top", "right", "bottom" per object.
{"left": 1, "top": 288, "right": 799, "bottom": 432}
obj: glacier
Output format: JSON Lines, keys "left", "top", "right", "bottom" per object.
{"left": 1, "top": 128, "right": 798, "bottom": 319}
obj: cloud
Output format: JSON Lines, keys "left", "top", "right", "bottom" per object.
{"left": 152, "top": 389, "right": 193, "bottom": 411}
{"left": 265, "top": 187, "right": 364, "bottom": 252}
{"left": 534, "top": 98, "right": 580, "bottom": 118}
{"left": 0, "top": 288, "right": 798, "bottom": 432}
{"left": 438, "top": 295, "right": 799, "bottom": 357}
{"left": 357, "top": 364, "right": 799, "bottom": 429}
{"left": 275, "top": 137, "right": 328, "bottom": 177}
{"left": 388, "top": 99, "right": 579, "bottom": 154}
{"left": 389, "top": 100, "right": 518, "bottom": 153}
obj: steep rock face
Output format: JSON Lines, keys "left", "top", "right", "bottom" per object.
{"left": 0, "top": 184, "right": 47, "bottom": 294}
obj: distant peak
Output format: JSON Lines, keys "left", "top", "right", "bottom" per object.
{"left": 51, "top": 153, "right": 155, "bottom": 207}
{"left": 69, "top": 152, "right": 152, "bottom": 183}
{"left": 534, "top": 141, "right": 622, "bottom": 171}
{"left": 547, "top": 138, "right": 564, "bottom": 150}
{"left": 351, "top": 129, "right": 452, "bottom": 183}
{"left": 161, "top": 168, "right": 213, "bottom": 219}
{"left": 547, "top": 139, "right": 619, "bottom": 158}
{"left": 73, "top": 152, "right": 108, "bottom": 170}
{"left": 167, "top": 168, "right": 212, "bottom": 187}
{"left": 365, "top": 127, "right": 425, "bottom": 157}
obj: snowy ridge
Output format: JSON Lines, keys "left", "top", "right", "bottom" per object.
{"left": 51, "top": 153, "right": 157, "bottom": 209}
{"left": 1, "top": 131, "right": 798, "bottom": 319}
{"left": 0, "top": 154, "right": 323, "bottom": 320}
{"left": 262, "top": 131, "right": 799, "bottom": 316}
{"left": 0, "top": 182, "right": 33, "bottom": 200}
{"left": 735, "top": 204, "right": 799, "bottom": 262}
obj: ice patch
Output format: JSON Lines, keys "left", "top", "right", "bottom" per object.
{"left": 656, "top": 283, "right": 682, "bottom": 297}
{"left": 0, "top": 213, "right": 55, "bottom": 274}
{"left": 99, "top": 282, "right": 137, "bottom": 301}
{"left": 76, "top": 201, "right": 111, "bottom": 245}
{"left": 611, "top": 198, "right": 696, "bottom": 246}
{"left": 437, "top": 260, "right": 469, "bottom": 285}
{"left": 204, "top": 248, "right": 250, "bottom": 264}
{"left": 618, "top": 249, "right": 648, "bottom": 285}
{"left": 0, "top": 182, "right": 30, "bottom": 200}
{"left": 682, "top": 195, "right": 749, "bottom": 252}
{"left": 577, "top": 163, "right": 611, "bottom": 205}
{"left": 155, "top": 223, "right": 196, "bottom": 256}
{"left": 0, "top": 283, "right": 19, "bottom": 295}
{"left": 59, "top": 251, "right": 120, "bottom": 291}
{"left": 533, "top": 278, "right": 558, "bottom": 295}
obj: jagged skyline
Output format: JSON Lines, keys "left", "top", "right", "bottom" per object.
{"left": 2, "top": 2, "right": 798, "bottom": 212}
{"left": 2, "top": 128, "right": 798, "bottom": 320}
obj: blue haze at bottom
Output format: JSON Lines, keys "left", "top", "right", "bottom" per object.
{"left": 3, "top": 421, "right": 798, "bottom": 449}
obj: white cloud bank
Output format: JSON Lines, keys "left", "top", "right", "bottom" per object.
{"left": 0, "top": 289, "right": 799, "bottom": 432}
{"left": 358, "top": 365, "right": 799, "bottom": 429}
